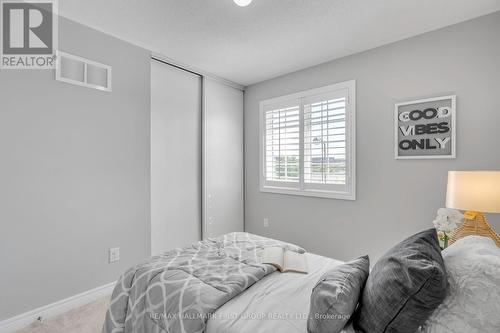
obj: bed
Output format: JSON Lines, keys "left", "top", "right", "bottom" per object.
{"left": 206, "top": 252, "right": 354, "bottom": 333}
{"left": 103, "top": 231, "right": 500, "bottom": 333}
{"left": 103, "top": 232, "right": 355, "bottom": 333}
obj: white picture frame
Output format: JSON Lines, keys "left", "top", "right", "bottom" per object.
{"left": 394, "top": 95, "right": 456, "bottom": 159}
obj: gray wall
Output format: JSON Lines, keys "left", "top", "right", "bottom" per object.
{"left": 244, "top": 12, "right": 500, "bottom": 262}
{"left": 0, "top": 17, "right": 151, "bottom": 319}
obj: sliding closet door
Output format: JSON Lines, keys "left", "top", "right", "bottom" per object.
{"left": 151, "top": 59, "right": 202, "bottom": 255}
{"left": 203, "top": 78, "right": 244, "bottom": 238}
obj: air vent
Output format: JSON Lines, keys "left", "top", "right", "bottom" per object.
{"left": 56, "top": 51, "right": 112, "bottom": 92}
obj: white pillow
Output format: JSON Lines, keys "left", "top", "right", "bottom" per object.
{"left": 421, "top": 235, "right": 500, "bottom": 333}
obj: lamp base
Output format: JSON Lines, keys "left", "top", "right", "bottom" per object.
{"left": 449, "top": 212, "right": 500, "bottom": 247}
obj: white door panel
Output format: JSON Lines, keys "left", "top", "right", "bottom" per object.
{"left": 151, "top": 59, "right": 201, "bottom": 255}
{"left": 203, "top": 78, "right": 244, "bottom": 238}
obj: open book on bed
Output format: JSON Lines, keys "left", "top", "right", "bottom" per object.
{"left": 261, "top": 247, "right": 308, "bottom": 274}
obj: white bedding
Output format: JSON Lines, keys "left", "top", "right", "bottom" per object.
{"left": 207, "top": 253, "right": 355, "bottom": 333}
{"left": 420, "top": 236, "right": 500, "bottom": 333}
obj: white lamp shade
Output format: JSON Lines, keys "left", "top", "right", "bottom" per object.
{"left": 446, "top": 171, "right": 500, "bottom": 213}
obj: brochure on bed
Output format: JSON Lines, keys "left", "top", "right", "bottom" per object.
{"left": 103, "top": 232, "right": 305, "bottom": 333}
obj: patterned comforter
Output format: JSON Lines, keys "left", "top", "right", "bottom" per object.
{"left": 103, "top": 232, "right": 305, "bottom": 333}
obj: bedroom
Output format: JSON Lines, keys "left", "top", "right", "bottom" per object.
{"left": 0, "top": 0, "right": 499, "bottom": 332}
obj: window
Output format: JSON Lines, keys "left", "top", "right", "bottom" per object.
{"left": 260, "top": 80, "right": 355, "bottom": 200}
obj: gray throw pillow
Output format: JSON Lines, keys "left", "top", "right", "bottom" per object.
{"left": 307, "top": 255, "right": 370, "bottom": 333}
{"left": 352, "top": 228, "right": 448, "bottom": 333}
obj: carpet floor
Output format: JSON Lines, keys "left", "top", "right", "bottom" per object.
{"left": 16, "top": 297, "right": 110, "bottom": 333}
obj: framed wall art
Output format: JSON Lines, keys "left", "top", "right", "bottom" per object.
{"left": 395, "top": 95, "right": 456, "bottom": 159}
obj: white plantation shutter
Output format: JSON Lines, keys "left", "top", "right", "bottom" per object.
{"left": 263, "top": 99, "right": 300, "bottom": 186}
{"left": 260, "top": 81, "right": 355, "bottom": 200}
{"left": 303, "top": 90, "right": 348, "bottom": 189}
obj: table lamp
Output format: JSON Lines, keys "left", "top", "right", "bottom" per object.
{"left": 446, "top": 171, "right": 500, "bottom": 246}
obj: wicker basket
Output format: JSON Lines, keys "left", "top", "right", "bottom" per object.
{"left": 449, "top": 212, "right": 500, "bottom": 247}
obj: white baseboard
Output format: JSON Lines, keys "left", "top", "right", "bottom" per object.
{"left": 0, "top": 281, "right": 116, "bottom": 333}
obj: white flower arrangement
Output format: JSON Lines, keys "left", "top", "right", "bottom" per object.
{"left": 433, "top": 208, "right": 464, "bottom": 233}
{"left": 433, "top": 208, "right": 464, "bottom": 249}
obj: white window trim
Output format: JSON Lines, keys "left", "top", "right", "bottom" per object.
{"left": 259, "top": 80, "right": 356, "bottom": 200}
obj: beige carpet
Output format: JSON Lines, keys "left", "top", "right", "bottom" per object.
{"left": 16, "top": 297, "right": 110, "bottom": 333}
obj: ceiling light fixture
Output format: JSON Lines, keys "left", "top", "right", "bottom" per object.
{"left": 233, "top": 0, "right": 252, "bottom": 7}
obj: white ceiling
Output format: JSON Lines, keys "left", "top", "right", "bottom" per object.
{"left": 59, "top": 0, "right": 500, "bottom": 86}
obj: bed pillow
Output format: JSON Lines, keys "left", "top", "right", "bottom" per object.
{"left": 420, "top": 235, "right": 500, "bottom": 333}
{"left": 307, "top": 255, "right": 369, "bottom": 333}
{"left": 352, "top": 229, "right": 447, "bottom": 333}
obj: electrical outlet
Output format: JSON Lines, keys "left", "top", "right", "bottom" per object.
{"left": 263, "top": 218, "right": 269, "bottom": 228}
{"left": 109, "top": 247, "right": 120, "bottom": 263}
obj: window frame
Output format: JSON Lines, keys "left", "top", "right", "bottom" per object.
{"left": 259, "top": 80, "right": 356, "bottom": 200}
